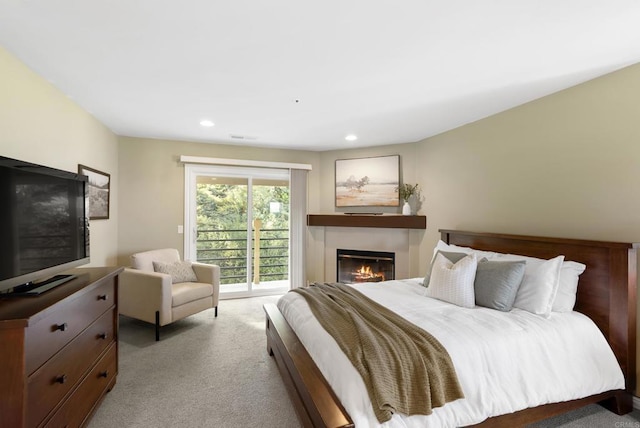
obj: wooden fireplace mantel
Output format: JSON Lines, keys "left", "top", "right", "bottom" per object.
{"left": 307, "top": 214, "right": 426, "bottom": 229}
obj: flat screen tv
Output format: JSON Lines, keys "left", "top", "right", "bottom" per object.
{"left": 0, "top": 156, "right": 90, "bottom": 295}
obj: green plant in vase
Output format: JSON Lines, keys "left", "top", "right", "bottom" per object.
{"left": 397, "top": 183, "right": 420, "bottom": 215}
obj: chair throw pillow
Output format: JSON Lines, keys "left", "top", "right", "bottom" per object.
{"left": 153, "top": 260, "right": 198, "bottom": 284}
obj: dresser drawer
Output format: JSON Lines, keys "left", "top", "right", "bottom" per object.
{"left": 44, "top": 343, "right": 117, "bottom": 428}
{"left": 27, "top": 309, "right": 115, "bottom": 428}
{"left": 25, "top": 278, "right": 115, "bottom": 374}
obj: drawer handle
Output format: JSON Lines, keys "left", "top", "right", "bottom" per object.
{"left": 98, "top": 332, "right": 108, "bottom": 340}
{"left": 98, "top": 294, "right": 108, "bottom": 301}
{"left": 55, "top": 323, "right": 68, "bottom": 332}
{"left": 56, "top": 375, "right": 67, "bottom": 384}
{"left": 99, "top": 370, "right": 109, "bottom": 378}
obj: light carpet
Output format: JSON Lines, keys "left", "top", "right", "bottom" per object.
{"left": 89, "top": 295, "right": 300, "bottom": 428}
{"left": 88, "top": 295, "right": 640, "bottom": 428}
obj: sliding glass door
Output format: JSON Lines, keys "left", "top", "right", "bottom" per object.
{"left": 184, "top": 164, "right": 289, "bottom": 298}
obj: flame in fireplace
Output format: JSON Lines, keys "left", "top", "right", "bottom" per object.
{"left": 353, "top": 265, "right": 385, "bottom": 282}
{"left": 357, "top": 265, "right": 373, "bottom": 276}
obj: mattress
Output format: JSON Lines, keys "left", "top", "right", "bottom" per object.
{"left": 277, "top": 278, "right": 624, "bottom": 428}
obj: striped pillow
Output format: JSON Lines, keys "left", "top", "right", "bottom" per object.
{"left": 426, "top": 253, "right": 477, "bottom": 308}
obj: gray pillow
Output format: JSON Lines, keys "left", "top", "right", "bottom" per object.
{"left": 423, "top": 251, "right": 468, "bottom": 287}
{"left": 474, "top": 259, "right": 526, "bottom": 311}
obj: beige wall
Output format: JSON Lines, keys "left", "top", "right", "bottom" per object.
{"left": 117, "top": 136, "right": 321, "bottom": 266}
{"left": 415, "top": 62, "right": 640, "bottom": 259}
{"left": 116, "top": 137, "right": 427, "bottom": 282}
{"left": 0, "top": 46, "right": 119, "bottom": 266}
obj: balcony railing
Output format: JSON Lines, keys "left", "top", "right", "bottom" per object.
{"left": 195, "top": 227, "right": 289, "bottom": 285}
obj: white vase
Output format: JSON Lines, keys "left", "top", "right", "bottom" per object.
{"left": 402, "top": 201, "right": 411, "bottom": 215}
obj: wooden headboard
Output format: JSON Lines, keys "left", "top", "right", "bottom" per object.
{"left": 440, "top": 229, "right": 638, "bottom": 397}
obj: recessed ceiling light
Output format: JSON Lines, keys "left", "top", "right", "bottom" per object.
{"left": 230, "top": 134, "right": 258, "bottom": 140}
{"left": 345, "top": 134, "right": 358, "bottom": 141}
{"left": 200, "top": 120, "right": 215, "bottom": 127}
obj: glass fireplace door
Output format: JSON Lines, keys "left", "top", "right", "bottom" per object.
{"left": 337, "top": 249, "right": 395, "bottom": 284}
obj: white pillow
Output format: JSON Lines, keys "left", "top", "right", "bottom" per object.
{"left": 503, "top": 254, "right": 564, "bottom": 317}
{"left": 552, "top": 261, "right": 586, "bottom": 312}
{"left": 425, "top": 241, "right": 496, "bottom": 287}
{"left": 426, "top": 253, "right": 477, "bottom": 308}
{"left": 434, "top": 240, "right": 498, "bottom": 261}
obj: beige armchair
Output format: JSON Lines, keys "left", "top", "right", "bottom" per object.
{"left": 119, "top": 248, "right": 220, "bottom": 341}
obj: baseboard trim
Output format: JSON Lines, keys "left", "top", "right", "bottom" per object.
{"left": 633, "top": 395, "right": 640, "bottom": 409}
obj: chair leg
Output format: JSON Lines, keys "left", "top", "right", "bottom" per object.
{"left": 215, "top": 306, "right": 218, "bottom": 317}
{"left": 155, "top": 311, "right": 160, "bottom": 341}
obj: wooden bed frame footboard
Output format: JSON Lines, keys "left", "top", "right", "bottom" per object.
{"left": 264, "top": 303, "right": 354, "bottom": 428}
{"left": 265, "top": 229, "right": 638, "bottom": 427}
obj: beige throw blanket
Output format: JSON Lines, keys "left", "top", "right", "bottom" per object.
{"left": 292, "top": 282, "right": 464, "bottom": 423}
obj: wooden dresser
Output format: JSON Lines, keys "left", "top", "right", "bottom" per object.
{"left": 0, "top": 267, "right": 123, "bottom": 428}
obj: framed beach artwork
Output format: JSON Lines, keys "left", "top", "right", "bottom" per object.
{"left": 78, "top": 164, "right": 110, "bottom": 220}
{"left": 335, "top": 155, "right": 400, "bottom": 207}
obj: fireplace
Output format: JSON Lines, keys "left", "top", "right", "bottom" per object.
{"left": 337, "top": 249, "right": 395, "bottom": 284}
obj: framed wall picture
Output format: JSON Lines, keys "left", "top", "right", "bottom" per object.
{"left": 335, "top": 155, "right": 400, "bottom": 207}
{"left": 78, "top": 164, "right": 110, "bottom": 220}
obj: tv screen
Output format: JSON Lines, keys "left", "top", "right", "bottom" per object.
{"left": 0, "top": 156, "right": 90, "bottom": 294}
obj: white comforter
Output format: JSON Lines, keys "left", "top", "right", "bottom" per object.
{"left": 277, "top": 279, "right": 624, "bottom": 428}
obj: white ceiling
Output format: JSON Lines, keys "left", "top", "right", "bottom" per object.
{"left": 2, "top": 1, "right": 640, "bottom": 151}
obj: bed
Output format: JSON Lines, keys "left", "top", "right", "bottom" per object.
{"left": 264, "top": 229, "right": 638, "bottom": 427}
